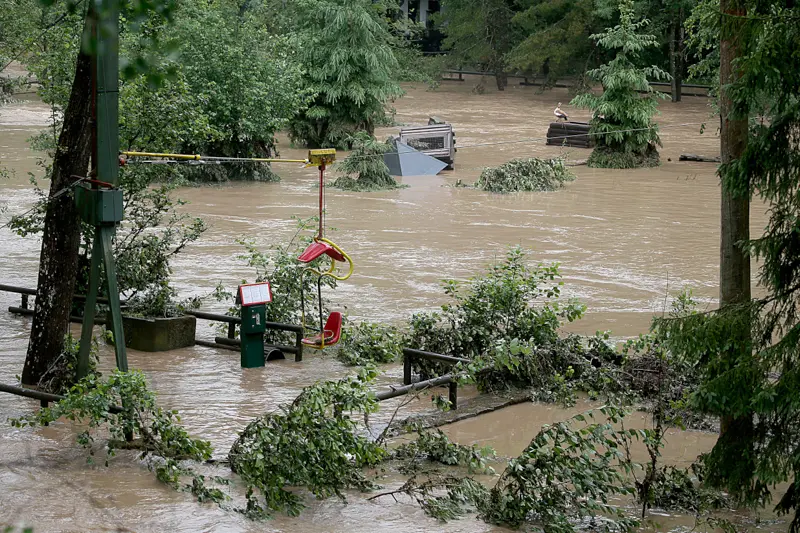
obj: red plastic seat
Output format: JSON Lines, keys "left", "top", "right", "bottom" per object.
{"left": 301, "top": 312, "right": 343, "bottom": 348}
{"left": 298, "top": 241, "right": 346, "bottom": 263}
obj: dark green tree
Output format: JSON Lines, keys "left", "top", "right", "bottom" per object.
{"left": 571, "top": 0, "right": 671, "bottom": 168}
{"left": 331, "top": 132, "right": 399, "bottom": 191}
{"left": 660, "top": 2, "right": 800, "bottom": 530}
{"left": 436, "top": 0, "right": 521, "bottom": 90}
{"left": 509, "top": 0, "right": 613, "bottom": 86}
{"left": 287, "top": 0, "right": 403, "bottom": 149}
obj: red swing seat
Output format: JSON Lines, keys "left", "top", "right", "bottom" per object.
{"left": 301, "top": 311, "right": 343, "bottom": 348}
{"left": 298, "top": 241, "right": 346, "bottom": 263}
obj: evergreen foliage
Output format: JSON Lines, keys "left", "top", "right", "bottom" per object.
{"left": 571, "top": 0, "right": 670, "bottom": 168}
{"left": 509, "top": 0, "right": 614, "bottom": 85}
{"left": 330, "top": 132, "right": 401, "bottom": 191}
{"left": 435, "top": 0, "right": 520, "bottom": 90}
{"left": 287, "top": 0, "right": 403, "bottom": 149}
{"left": 660, "top": 3, "right": 800, "bottom": 529}
{"left": 473, "top": 157, "right": 576, "bottom": 193}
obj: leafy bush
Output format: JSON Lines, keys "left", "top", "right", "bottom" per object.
{"left": 382, "top": 407, "right": 642, "bottom": 532}
{"left": 480, "top": 406, "right": 640, "bottom": 532}
{"left": 646, "top": 465, "right": 728, "bottom": 514}
{"left": 337, "top": 321, "right": 403, "bottom": 366}
{"left": 331, "top": 132, "right": 401, "bottom": 191}
{"left": 10, "top": 371, "right": 213, "bottom": 487}
{"left": 405, "top": 246, "right": 585, "bottom": 373}
{"left": 473, "top": 158, "right": 576, "bottom": 193}
{"left": 228, "top": 367, "right": 385, "bottom": 517}
{"left": 392, "top": 426, "right": 496, "bottom": 474}
{"left": 123, "top": 280, "right": 201, "bottom": 318}
{"left": 9, "top": 163, "right": 206, "bottom": 306}
{"left": 460, "top": 332, "right": 625, "bottom": 406}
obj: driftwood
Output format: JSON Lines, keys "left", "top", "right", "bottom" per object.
{"left": 679, "top": 153, "right": 721, "bottom": 163}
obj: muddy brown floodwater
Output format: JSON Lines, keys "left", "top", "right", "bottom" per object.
{"left": 0, "top": 81, "right": 785, "bottom": 532}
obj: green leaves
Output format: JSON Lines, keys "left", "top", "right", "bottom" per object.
{"left": 474, "top": 157, "right": 576, "bottom": 193}
{"left": 480, "top": 407, "right": 640, "bottom": 532}
{"left": 570, "top": 0, "right": 670, "bottom": 168}
{"left": 392, "top": 426, "right": 497, "bottom": 475}
{"left": 405, "top": 246, "right": 586, "bottom": 369}
{"left": 10, "top": 369, "right": 214, "bottom": 478}
{"left": 228, "top": 367, "right": 384, "bottom": 516}
{"left": 337, "top": 321, "right": 403, "bottom": 366}
{"left": 285, "top": 0, "right": 403, "bottom": 148}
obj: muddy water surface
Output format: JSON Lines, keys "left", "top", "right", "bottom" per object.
{"left": 0, "top": 83, "right": 782, "bottom": 532}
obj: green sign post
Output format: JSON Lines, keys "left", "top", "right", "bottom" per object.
{"left": 237, "top": 282, "right": 273, "bottom": 368}
{"left": 76, "top": 0, "right": 128, "bottom": 378}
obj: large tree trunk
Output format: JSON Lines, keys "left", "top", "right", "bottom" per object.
{"left": 21, "top": 24, "right": 93, "bottom": 386}
{"left": 717, "top": 0, "right": 751, "bottom": 445}
{"left": 495, "top": 70, "right": 507, "bottom": 91}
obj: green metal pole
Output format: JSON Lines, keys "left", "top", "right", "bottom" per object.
{"left": 96, "top": 0, "right": 119, "bottom": 188}
{"left": 76, "top": 0, "right": 126, "bottom": 376}
{"left": 100, "top": 225, "right": 127, "bottom": 371}
{"left": 76, "top": 230, "right": 102, "bottom": 379}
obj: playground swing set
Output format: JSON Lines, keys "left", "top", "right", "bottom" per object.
{"left": 121, "top": 147, "right": 353, "bottom": 365}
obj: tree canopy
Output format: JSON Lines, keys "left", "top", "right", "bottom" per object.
{"left": 571, "top": 0, "right": 670, "bottom": 168}
{"left": 286, "top": 0, "right": 403, "bottom": 148}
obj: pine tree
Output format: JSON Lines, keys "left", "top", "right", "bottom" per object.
{"left": 331, "top": 132, "right": 399, "bottom": 191}
{"left": 570, "top": 0, "right": 671, "bottom": 168}
{"left": 660, "top": 2, "right": 800, "bottom": 529}
{"left": 287, "top": 0, "right": 403, "bottom": 149}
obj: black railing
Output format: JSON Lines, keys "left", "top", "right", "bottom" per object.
{"left": 186, "top": 310, "right": 304, "bottom": 362}
{"left": 374, "top": 348, "right": 471, "bottom": 410}
{"left": 0, "top": 283, "right": 119, "bottom": 324}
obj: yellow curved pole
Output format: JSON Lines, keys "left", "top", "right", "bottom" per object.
{"left": 303, "top": 238, "right": 354, "bottom": 282}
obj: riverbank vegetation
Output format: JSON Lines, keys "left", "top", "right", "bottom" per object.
{"left": 3, "top": 0, "right": 800, "bottom": 530}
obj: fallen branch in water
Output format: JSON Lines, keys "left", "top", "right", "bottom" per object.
{"left": 678, "top": 154, "right": 720, "bottom": 163}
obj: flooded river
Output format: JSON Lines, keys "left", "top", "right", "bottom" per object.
{"left": 0, "top": 81, "right": 784, "bottom": 531}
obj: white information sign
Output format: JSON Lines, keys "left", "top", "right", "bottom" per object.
{"left": 239, "top": 282, "right": 272, "bottom": 306}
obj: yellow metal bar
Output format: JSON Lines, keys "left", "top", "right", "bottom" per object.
{"left": 122, "top": 151, "right": 200, "bottom": 160}
{"left": 120, "top": 151, "right": 309, "bottom": 164}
